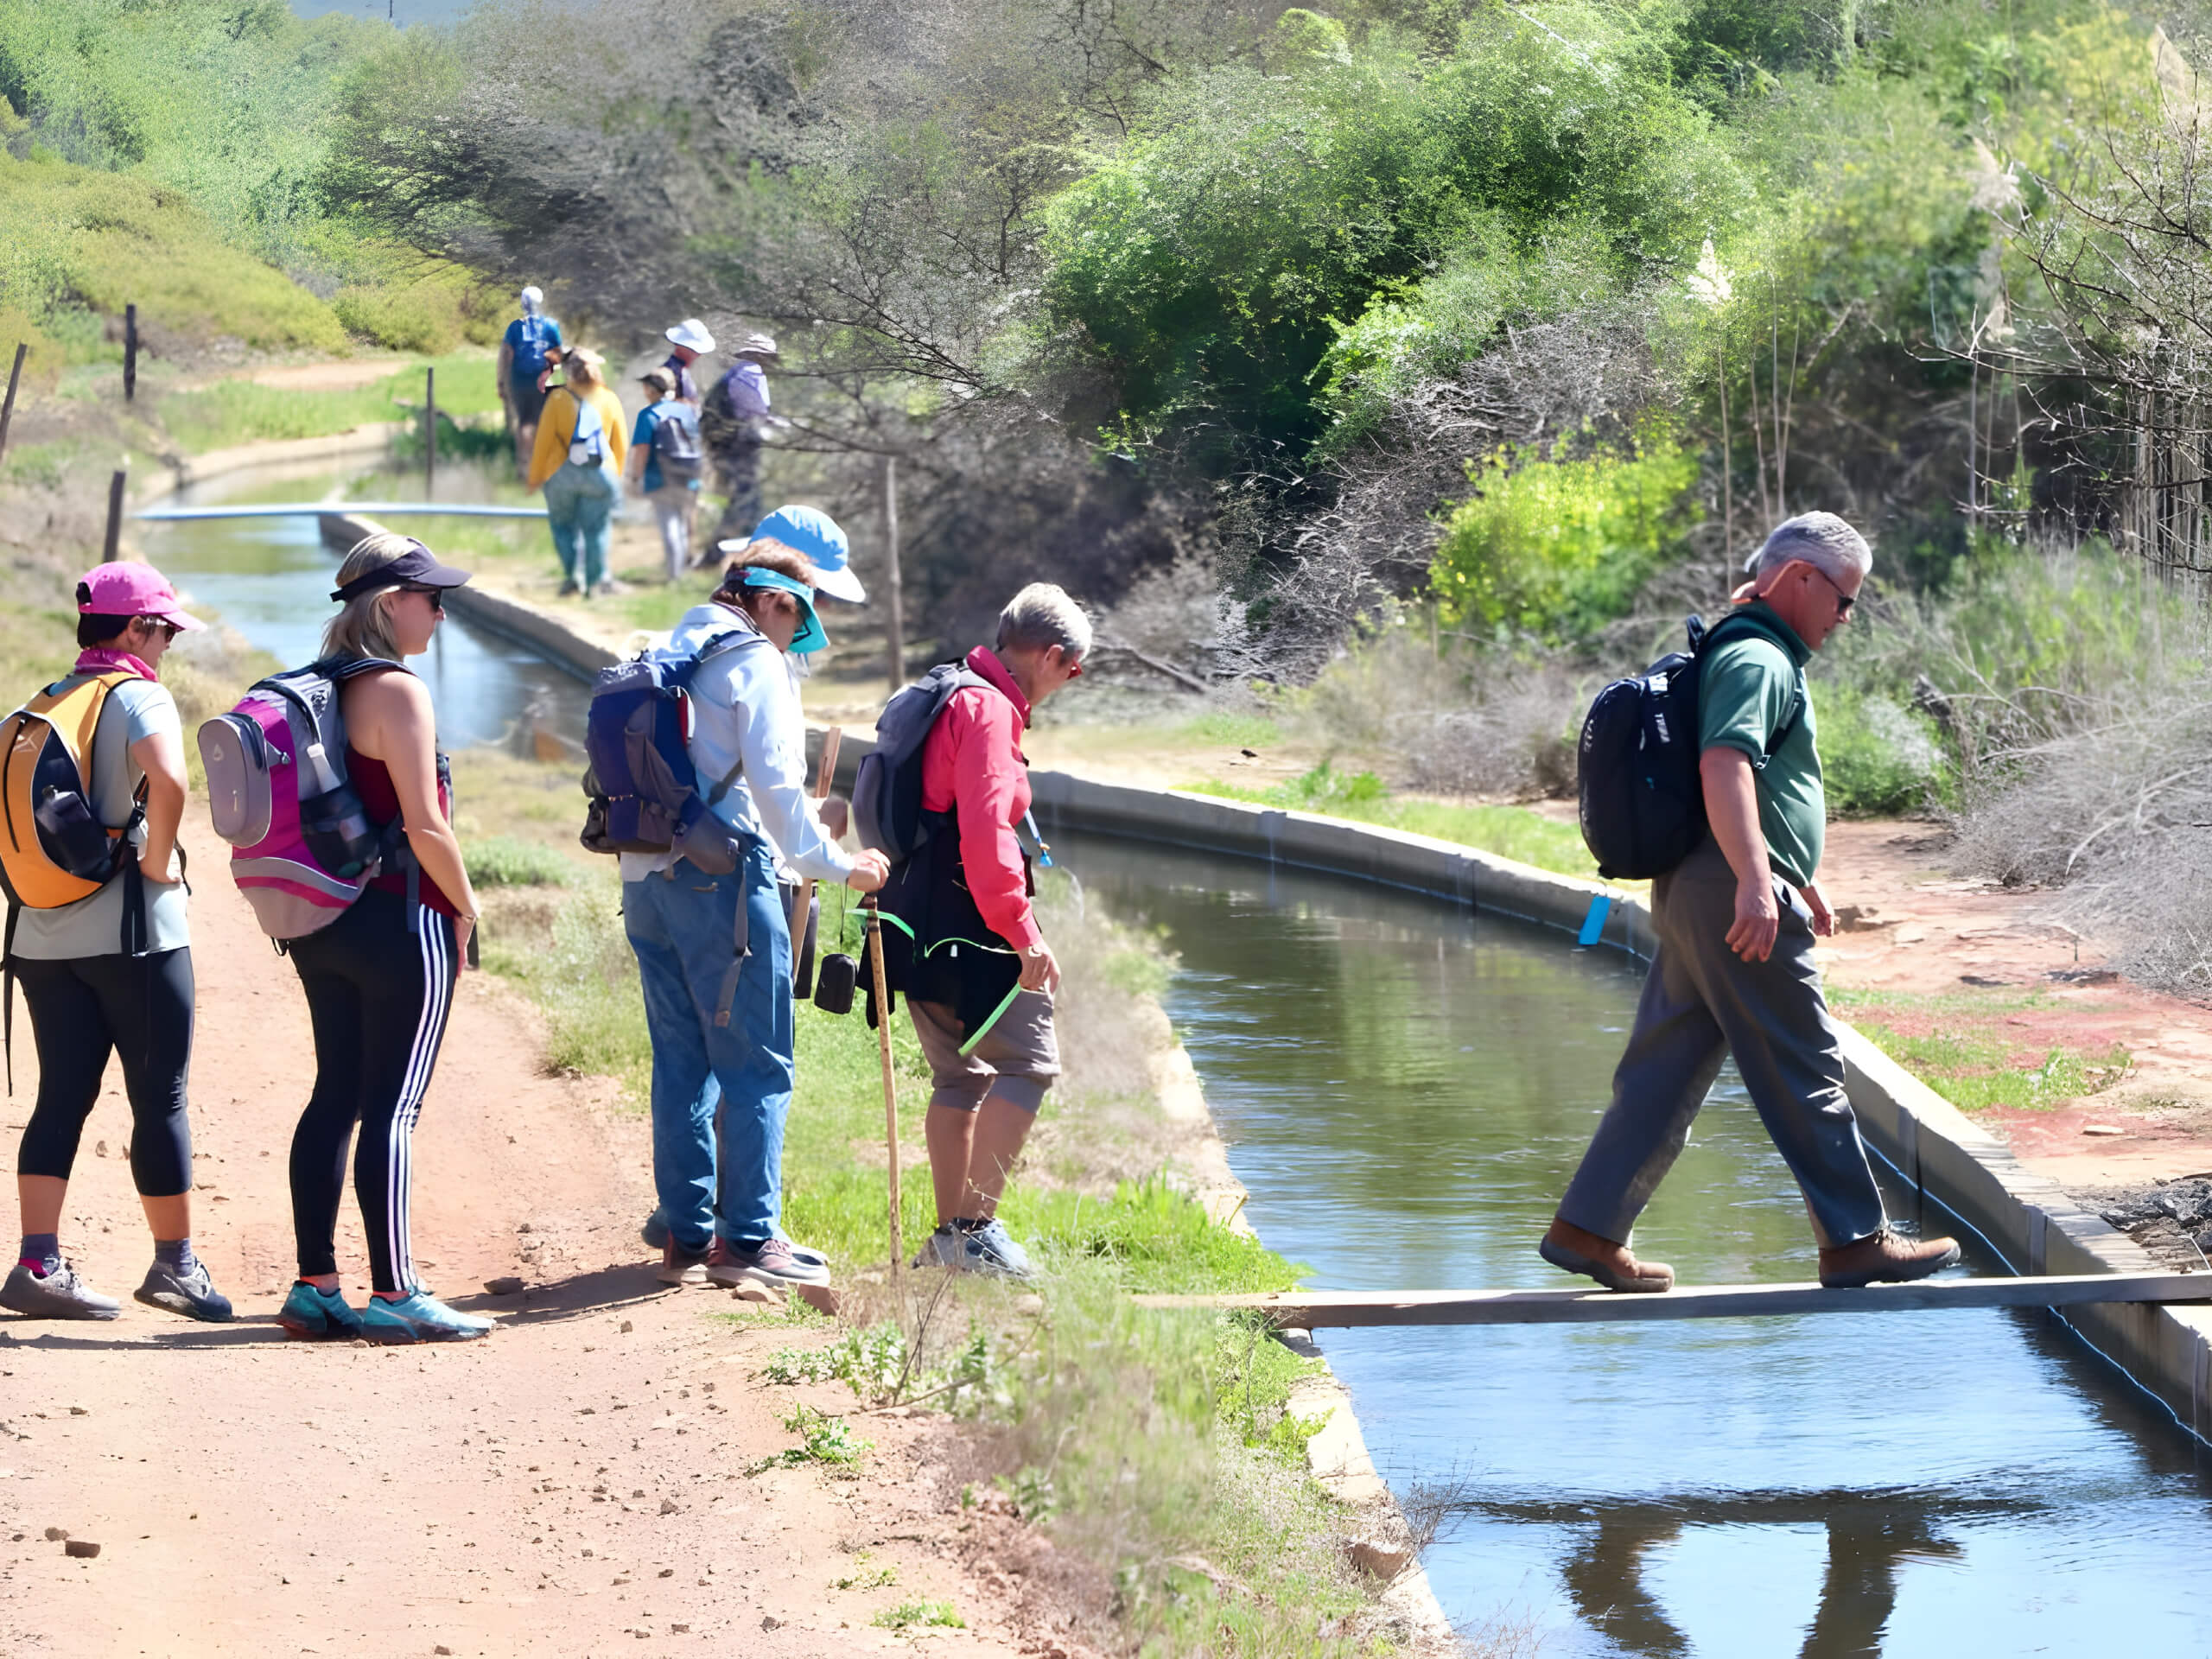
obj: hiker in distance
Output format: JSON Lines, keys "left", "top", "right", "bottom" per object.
{"left": 627, "top": 366, "right": 706, "bottom": 582}
{"left": 497, "top": 284, "right": 563, "bottom": 477}
{"left": 526, "top": 345, "right": 628, "bottom": 599}
{"left": 874, "top": 583, "right": 1089, "bottom": 1279}
{"left": 699, "top": 331, "right": 783, "bottom": 554}
{"left": 661, "top": 317, "right": 715, "bottom": 408}
{"left": 613, "top": 542, "right": 888, "bottom": 1292}
{"left": 1, "top": 565, "right": 230, "bottom": 1322}
{"left": 277, "top": 535, "right": 490, "bottom": 1344}
{"left": 1543, "top": 512, "right": 1961, "bottom": 1294}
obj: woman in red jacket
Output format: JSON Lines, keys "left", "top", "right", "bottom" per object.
{"left": 904, "top": 584, "right": 1089, "bottom": 1277}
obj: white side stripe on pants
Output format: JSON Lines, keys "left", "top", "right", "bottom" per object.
{"left": 386, "top": 916, "right": 454, "bottom": 1295}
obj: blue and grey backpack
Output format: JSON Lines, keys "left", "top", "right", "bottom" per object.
{"left": 579, "top": 627, "right": 762, "bottom": 873}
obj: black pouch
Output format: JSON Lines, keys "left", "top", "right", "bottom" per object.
{"left": 298, "top": 784, "right": 383, "bottom": 880}
{"left": 813, "top": 951, "right": 857, "bottom": 1015}
{"left": 34, "top": 786, "right": 122, "bottom": 880}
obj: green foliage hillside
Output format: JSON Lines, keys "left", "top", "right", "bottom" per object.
{"left": 0, "top": 0, "right": 497, "bottom": 364}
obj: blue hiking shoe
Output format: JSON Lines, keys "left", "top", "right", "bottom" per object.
{"left": 361, "top": 1291, "right": 493, "bottom": 1344}
{"left": 276, "top": 1281, "right": 363, "bottom": 1341}
{"left": 961, "top": 1219, "right": 1033, "bottom": 1280}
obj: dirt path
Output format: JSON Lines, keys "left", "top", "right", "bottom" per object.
{"left": 0, "top": 804, "right": 1034, "bottom": 1657}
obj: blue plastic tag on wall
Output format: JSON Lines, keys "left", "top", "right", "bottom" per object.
{"left": 1577, "top": 894, "right": 1611, "bottom": 948}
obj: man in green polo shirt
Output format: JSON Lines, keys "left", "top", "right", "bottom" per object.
{"left": 1540, "top": 512, "right": 1961, "bottom": 1293}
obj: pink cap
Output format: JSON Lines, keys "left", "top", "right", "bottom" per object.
{"left": 76, "top": 563, "right": 206, "bottom": 632}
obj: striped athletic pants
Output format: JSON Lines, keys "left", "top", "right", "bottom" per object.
{"left": 287, "top": 888, "right": 458, "bottom": 1294}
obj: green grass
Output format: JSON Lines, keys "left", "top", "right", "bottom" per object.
{"left": 464, "top": 834, "right": 575, "bottom": 888}
{"left": 156, "top": 349, "right": 501, "bottom": 454}
{"left": 1185, "top": 761, "right": 1599, "bottom": 879}
{"left": 873, "top": 1599, "right": 963, "bottom": 1630}
{"left": 454, "top": 752, "right": 1406, "bottom": 1653}
{"left": 1830, "top": 987, "right": 2133, "bottom": 1112}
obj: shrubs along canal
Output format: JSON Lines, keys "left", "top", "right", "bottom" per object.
{"left": 1062, "top": 831, "right": 2212, "bottom": 1654}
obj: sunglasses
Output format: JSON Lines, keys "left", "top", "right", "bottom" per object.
{"left": 1805, "top": 564, "right": 1855, "bottom": 617}
{"left": 401, "top": 584, "right": 446, "bottom": 613}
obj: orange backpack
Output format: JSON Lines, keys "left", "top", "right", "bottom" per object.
{"left": 0, "top": 669, "right": 146, "bottom": 916}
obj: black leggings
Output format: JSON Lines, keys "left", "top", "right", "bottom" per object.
{"left": 16, "top": 947, "right": 195, "bottom": 1197}
{"left": 287, "top": 890, "right": 456, "bottom": 1294}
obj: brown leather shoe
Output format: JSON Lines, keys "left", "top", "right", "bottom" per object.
{"left": 1818, "top": 1228, "right": 1961, "bottom": 1289}
{"left": 1538, "top": 1218, "right": 1674, "bottom": 1293}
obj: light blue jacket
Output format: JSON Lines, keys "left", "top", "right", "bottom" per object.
{"left": 618, "top": 605, "right": 853, "bottom": 885}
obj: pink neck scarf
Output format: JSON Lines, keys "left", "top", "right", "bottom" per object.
{"left": 73, "top": 648, "right": 157, "bottom": 682}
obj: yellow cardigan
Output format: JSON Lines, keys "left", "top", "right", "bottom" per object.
{"left": 526, "top": 385, "right": 629, "bottom": 491}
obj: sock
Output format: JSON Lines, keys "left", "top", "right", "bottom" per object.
{"left": 19, "top": 1232, "right": 59, "bottom": 1275}
{"left": 153, "top": 1237, "right": 197, "bottom": 1276}
{"left": 951, "top": 1217, "right": 986, "bottom": 1233}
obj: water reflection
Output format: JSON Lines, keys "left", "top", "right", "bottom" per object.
{"left": 1052, "top": 830, "right": 2212, "bottom": 1655}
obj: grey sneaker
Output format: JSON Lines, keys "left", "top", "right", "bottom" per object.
{"left": 2, "top": 1260, "right": 122, "bottom": 1320}
{"left": 646, "top": 1211, "right": 830, "bottom": 1270}
{"left": 136, "top": 1259, "right": 233, "bottom": 1323}
{"left": 708, "top": 1236, "right": 830, "bottom": 1289}
{"left": 961, "top": 1219, "right": 1034, "bottom": 1280}
{"left": 911, "top": 1224, "right": 963, "bottom": 1270}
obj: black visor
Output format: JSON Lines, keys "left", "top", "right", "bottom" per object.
{"left": 330, "top": 541, "right": 473, "bottom": 604}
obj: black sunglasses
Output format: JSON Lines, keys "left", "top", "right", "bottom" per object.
{"left": 401, "top": 584, "right": 446, "bottom": 612}
{"left": 1806, "top": 564, "right": 1856, "bottom": 617}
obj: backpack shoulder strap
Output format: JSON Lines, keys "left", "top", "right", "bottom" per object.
{"left": 1698, "top": 610, "right": 1807, "bottom": 762}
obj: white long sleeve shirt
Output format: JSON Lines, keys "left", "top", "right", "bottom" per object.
{"left": 617, "top": 605, "right": 854, "bottom": 885}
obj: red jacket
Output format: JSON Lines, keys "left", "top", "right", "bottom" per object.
{"left": 918, "top": 646, "right": 1040, "bottom": 951}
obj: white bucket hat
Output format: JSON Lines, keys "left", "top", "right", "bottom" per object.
{"left": 664, "top": 318, "right": 716, "bottom": 354}
{"left": 734, "top": 330, "right": 779, "bottom": 361}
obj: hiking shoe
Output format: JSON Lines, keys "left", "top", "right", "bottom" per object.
{"left": 556, "top": 578, "right": 582, "bottom": 597}
{"left": 1819, "top": 1228, "right": 1962, "bottom": 1290}
{"left": 707, "top": 1236, "right": 830, "bottom": 1290}
{"left": 657, "top": 1240, "right": 711, "bottom": 1287}
{"left": 911, "top": 1224, "right": 963, "bottom": 1271}
{"left": 360, "top": 1291, "right": 493, "bottom": 1344}
{"left": 0, "top": 1260, "right": 121, "bottom": 1320}
{"left": 276, "top": 1281, "right": 364, "bottom": 1341}
{"left": 960, "top": 1218, "right": 1034, "bottom": 1280}
{"left": 1538, "top": 1219, "right": 1674, "bottom": 1294}
{"left": 135, "top": 1258, "right": 232, "bottom": 1323}
{"left": 650, "top": 1211, "right": 829, "bottom": 1269}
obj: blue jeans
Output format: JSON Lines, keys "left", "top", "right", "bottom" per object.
{"left": 622, "top": 846, "right": 792, "bottom": 1249}
{"left": 543, "top": 461, "right": 618, "bottom": 588}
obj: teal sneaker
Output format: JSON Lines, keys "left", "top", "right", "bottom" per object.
{"left": 360, "top": 1291, "right": 493, "bottom": 1344}
{"left": 276, "top": 1281, "right": 363, "bottom": 1341}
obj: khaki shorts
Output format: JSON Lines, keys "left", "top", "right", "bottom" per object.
{"left": 906, "top": 991, "right": 1059, "bottom": 1114}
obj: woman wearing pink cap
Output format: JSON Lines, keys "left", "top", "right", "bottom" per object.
{"left": 0, "top": 563, "right": 231, "bottom": 1323}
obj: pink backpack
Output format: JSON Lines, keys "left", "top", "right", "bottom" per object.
{"left": 197, "top": 658, "right": 404, "bottom": 942}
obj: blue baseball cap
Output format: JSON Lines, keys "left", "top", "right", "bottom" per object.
{"left": 721, "top": 504, "right": 866, "bottom": 603}
{"left": 734, "top": 567, "right": 829, "bottom": 655}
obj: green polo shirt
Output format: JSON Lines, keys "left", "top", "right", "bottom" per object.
{"left": 1698, "top": 601, "right": 1821, "bottom": 886}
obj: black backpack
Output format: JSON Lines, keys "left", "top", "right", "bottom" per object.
{"left": 852, "top": 661, "right": 989, "bottom": 863}
{"left": 1576, "top": 611, "right": 1804, "bottom": 881}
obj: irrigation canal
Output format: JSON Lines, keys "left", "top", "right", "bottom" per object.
{"left": 146, "top": 462, "right": 2212, "bottom": 1655}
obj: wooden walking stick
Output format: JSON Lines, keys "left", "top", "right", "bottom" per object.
{"left": 864, "top": 893, "right": 903, "bottom": 1279}
{"left": 790, "top": 728, "right": 842, "bottom": 988}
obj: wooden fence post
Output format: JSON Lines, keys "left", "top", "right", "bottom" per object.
{"left": 0, "top": 343, "right": 25, "bottom": 466}
{"left": 881, "top": 452, "right": 904, "bottom": 691}
{"left": 124, "top": 304, "right": 137, "bottom": 404}
{"left": 103, "top": 469, "right": 127, "bottom": 563}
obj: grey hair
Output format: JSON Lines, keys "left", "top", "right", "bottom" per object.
{"left": 995, "top": 582, "right": 1091, "bottom": 659}
{"left": 321, "top": 532, "right": 414, "bottom": 661}
{"left": 1750, "top": 511, "right": 1873, "bottom": 584}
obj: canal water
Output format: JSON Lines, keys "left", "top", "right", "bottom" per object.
{"left": 141, "top": 467, "right": 2212, "bottom": 1653}
{"left": 1058, "top": 833, "right": 2212, "bottom": 1656}
{"left": 141, "top": 455, "right": 590, "bottom": 747}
